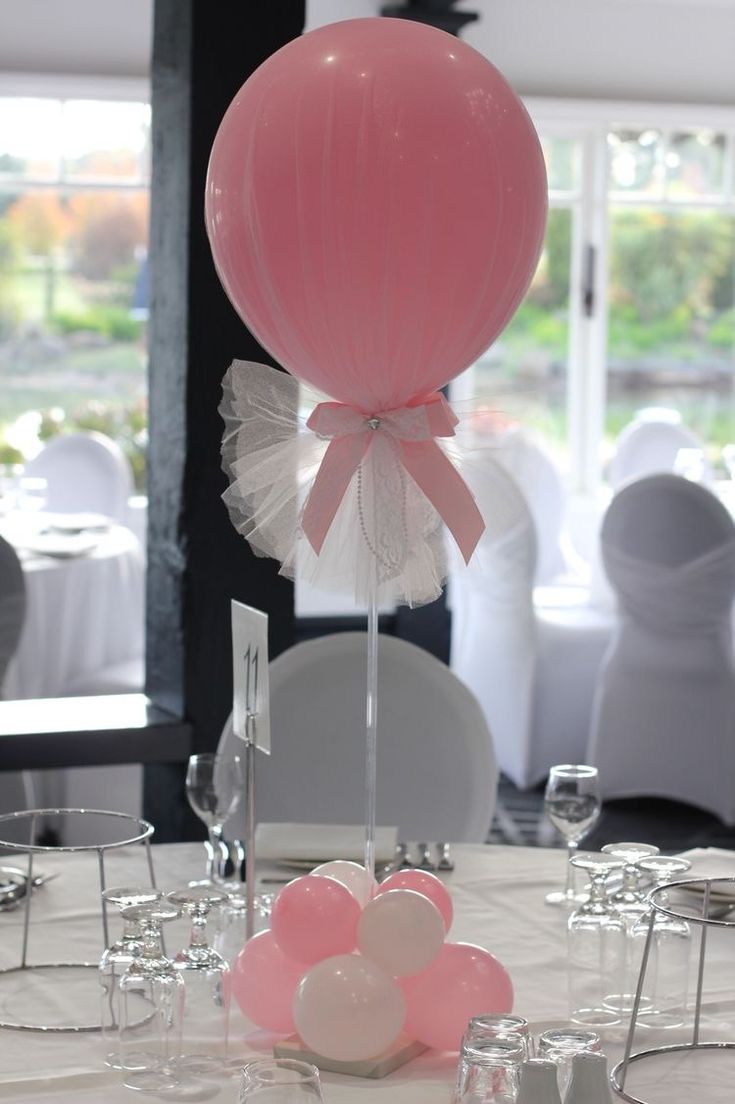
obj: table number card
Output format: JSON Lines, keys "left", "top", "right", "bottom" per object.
{"left": 231, "top": 600, "right": 271, "bottom": 754}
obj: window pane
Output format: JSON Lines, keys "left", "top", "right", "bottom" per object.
{"left": 666, "top": 130, "right": 726, "bottom": 200}
{"left": 542, "top": 136, "right": 580, "bottom": 194}
{"left": 62, "top": 101, "right": 151, "bottom": 183}
{"left": 0, "top": 187, "right": 149, "bottom": 485}
{"left": 605, "top": 207, "right": 735, "bottom": 472}
{"left": 608, "top": 128, "right": 664, "bottom": 199}
{"left": 0, "top": 98, "right": 63, "bottom": 179}
{"left": 463, "top": 207, "right": 572, "bottom": 471}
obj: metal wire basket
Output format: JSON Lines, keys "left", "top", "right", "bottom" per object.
{"left": 0, "top": 808, "right": 156, "bottom": 1032}
{"left": 612, "top": 876, "right": 735, "bottom": 1103}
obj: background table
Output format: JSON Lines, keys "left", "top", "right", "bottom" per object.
{"left": 0, "top": 517, "right": 144, "bottom": 702}
{"left": 0, "top": 843, "right": 734, "bottom": 1102}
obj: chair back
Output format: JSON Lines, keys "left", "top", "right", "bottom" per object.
{"left": 493, "top": 430, "right": 568, "bottom": 584}
{"left": 609, "top": 416, "right": 710, "bottom": 490}
{"left": 220, "top": 632, "right": 497, "bottom": 843}
{"left": 450, "top": 460, "right": 537, "bottom": 787}
{"left": 25, "top": 432, "right": 133, "bottom": 524}
{"left": 588, "top": 475, "right": 735, "bottom": 821}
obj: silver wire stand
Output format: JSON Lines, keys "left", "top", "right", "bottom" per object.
{"left": 611, "top": 876, "right": 735, "bottom": 1103}
{"left": 0, "top": 808, "right": 156, "bottom": 1032}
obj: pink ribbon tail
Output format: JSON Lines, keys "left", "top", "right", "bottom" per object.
{"left": 302, "top": 431, "right": 371, "bottom": 554}
{"left": 399, "top": 439, "right": 485, "bottom": 564}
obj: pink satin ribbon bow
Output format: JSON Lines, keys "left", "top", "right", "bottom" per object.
{"left": 302, "top": 392, "right": 485, "bottom": 563}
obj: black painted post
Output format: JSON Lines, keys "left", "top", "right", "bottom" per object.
{"left": 144, "top": 1, "right": 304, "bottom": 839}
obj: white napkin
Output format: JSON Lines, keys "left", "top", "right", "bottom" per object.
{"left": 677, "top": 847, "right": 735, "bottom": 881}
{"left": 255, "top": 822, "right": 398, "bottom": 865}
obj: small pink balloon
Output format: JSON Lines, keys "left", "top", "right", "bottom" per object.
{"left": 401, "top": 942, "right": 513, "bottom": 1052}
{"left": 358, "top": 889, "right": 445, "bottom": 977}
{"left": 270, "top": 875, "right": 361, "bottom": 965}
{"left": 376, "top": 870, "right": 453, "bottom": 932}
{"left": 233, "top": 930, "right": 306, "bottom": 1034}
{"left": 312, "top": 860, "right": 377, "bottom": 907}
{"left": 294, "top": 953, "right": 406, "bottom": 1062}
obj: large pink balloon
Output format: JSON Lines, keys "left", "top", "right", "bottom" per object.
{"left": 376, "top": 869, "right": 453, "bottom": 932}
{"left": 206, "top": 17, "right": 547, "bottom": 410}
{"left": 294, "top": 954, "right": 406, "bottom": 1062}
{"left": 270, "top": 875, "right": 361, "bottom": 965}
{"left": 233, "top": 931, "right": 306, "bottom": 1034}
{"left": 401, "top": 942, "right": 513, "bottom": 1052}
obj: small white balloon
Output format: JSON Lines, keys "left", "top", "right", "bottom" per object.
{"left": 312, "top": 860, "right": 377, "bottom": 907}
{"left": 358, "top": 889, "right": 445, "bottom": 977}
{"left": 294, "top": 953, "right": 405, "bottom": 1061}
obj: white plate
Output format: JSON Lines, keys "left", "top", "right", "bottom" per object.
{"left": 26, "top": 533, "right": 99, "bottom": 559}
{"left": 42, "top": 512, "right": 111, "bottom": 534}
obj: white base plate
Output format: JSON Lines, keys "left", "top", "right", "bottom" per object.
{"left": 273, "top": 1033, "right": 427, "bottom": 1079}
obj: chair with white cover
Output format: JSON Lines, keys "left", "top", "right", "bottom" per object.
{"left": 450, "top": 457, "right": 615, "bottom": 788}
{"left": 608, "top": 412, "right": 711, "bottom": 490}
{"left": 450, "top": 460, "right": 538, "bottom": 788}
{"left": 587, "top": 474, "right": 735, "bottom": 823}
{"left": 0, "top": 536, "right": 34, "bottom": 821}
{"left": 492, "top": 428, "right": 576, "bottom": 584}
{"left": 25, "top": 431, "right": 134, "bottom": 525}
{"left": 219, "top": 632, "right": 497, "bottom": 843}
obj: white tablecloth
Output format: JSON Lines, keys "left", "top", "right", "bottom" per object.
{"left": 1, "top": 842, "right": 735, "bottom": 1102}
{"left": 0, "top": 518, "right": 144, "bottom": 700}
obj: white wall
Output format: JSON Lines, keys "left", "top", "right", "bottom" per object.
{"left": 1, "top": 0, "right": 733, "bottom": 106}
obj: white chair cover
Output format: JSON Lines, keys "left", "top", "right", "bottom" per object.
{"left": 0, "top": 536, "right": 34, "bottom": 819}
{"left": 493, "top": 429, "right": 570, "bottom": 584}
{"left": 588, "top": 474, "right": 735, "bottom": 823}
{"left": 219, "top": 632, "right": 497, "bottom": 843}
{"left": 25, "top": 432, "right": 133, "bottom": 524}
{"left": 608, "top": 415, "right": 710, "bottom": 490}
{"left": 450, "top": 460, "right": 538, "bottom": 787}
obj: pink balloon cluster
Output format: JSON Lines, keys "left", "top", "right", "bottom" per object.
{"left": 233, "top": 861, "right": 513, "bottom": 1061}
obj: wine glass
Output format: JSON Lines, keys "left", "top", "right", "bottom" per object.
{"left": 186, "top": 753, "right": 243, "bottom": 884}
{"left": 544, "top": 765, "right": 601, "bottom": 907}
{"left": 239, "top": 1058, "right": 325, "bottom": 1102}
{"left": 601, "top": 841, "right": 660, "bottom": 921}
{"left": 118, "top": 902, "right": 185, "bottom": 1094}
{"left": 98, "top": 885, "right": 162, "bottom": 1069}
{"left": 167, "top": 885, "right": 231, "bottom": 1074}
{"left": 567, "top": 852, "right": 626, "bottom": 1028}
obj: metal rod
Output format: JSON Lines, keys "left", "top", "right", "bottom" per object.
{"left": 97, "top": 848, "right": 109, "bottom": 951}
{"left": 364, "top": 576, "right": 378, "bottom": 883}
{"left": 245, "top": 729, "right": 256, "bottom": 941}
{"left": 145, "top": 837, "right": 157, "bottom": 889}
{"left": 620, "top": 908, "right": 657, "bottom": 1090}
{"left": 693, "top": 881, "right": 712, "bottom": 1045}
{"left": 20, "top": 813, "right": 39, "bottom": 969}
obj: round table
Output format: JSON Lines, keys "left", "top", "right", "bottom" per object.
{"left": 0, "top": 515, "right": 144, "bottom": 701}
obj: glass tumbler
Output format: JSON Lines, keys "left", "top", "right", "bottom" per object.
{"left": 454, "top": 1036, "right": 525, "bottom": 1103}
{"left": 465, "top": 1013, "right": 532, "bottom": 1059}
{"left": 537, "top": 1027, "right": 601, "bottom": 1094}
{"left": 118, "top": 902, "right": 185, "bottom": 1094}
{"left": 239, "top": 1058, "right": 325, "bottom": 1102}
{"left": 99, "top": 885, "right": 162, "bottom": 1069}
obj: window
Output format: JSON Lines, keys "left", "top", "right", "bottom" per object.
{"left": 0, "top": 94, "right": 150, "bottom": 484}
{"left": 459, "top": 100, "right": 735, "bottom": 496}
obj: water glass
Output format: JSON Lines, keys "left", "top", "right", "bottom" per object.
{"left": 537, "top": 1027, "right": 600, "bottom": 1094}
{"left": 465, "top": 1013, "right": 532, "bottom": 1059}
{"left": 454, "top": 1036, "right": 525, "bottom": 1103}
{"left": 239, "top": 1058, "right": 325, "bottom": 1102}
{"left": 544, "top": 765, "right": 601, "bottom": 907}
{"left": 213, "top": 887, "right": 273, "bottom": 967}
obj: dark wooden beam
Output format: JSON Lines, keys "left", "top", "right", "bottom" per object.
{"left": 144, "top": 0, "right": 304, "bottom": 839}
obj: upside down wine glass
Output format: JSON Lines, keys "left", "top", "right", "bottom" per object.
{"left": 544, "top": 765, "right": 601, "bottom": 907}
{"left": 185, "top": 753, "right": 243, "bottom": 885}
